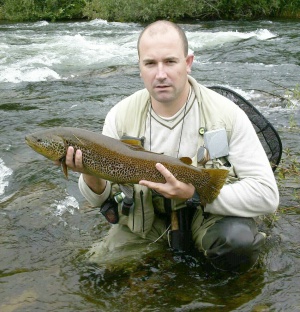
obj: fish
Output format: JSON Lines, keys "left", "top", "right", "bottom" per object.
{"left": 25, "top": 127, "right": 228, "bottom": 205}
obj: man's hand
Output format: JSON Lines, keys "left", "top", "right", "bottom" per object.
{"left": 54, "top": 146, "right": 106, "bottom": 195}
{"left": 54, "top": 146, "right": 86, "bottom": 174}
{"left": 139, "top": 163, "right": 195, "bottom": 199}
{"left": 60, "top": 146, "right": 86, "bottom": 173}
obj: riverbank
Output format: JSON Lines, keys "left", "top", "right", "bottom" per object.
{"left": 0, "top": 0, "right": 299, "bottom": 22}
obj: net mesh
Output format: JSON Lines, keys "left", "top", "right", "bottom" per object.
{"left": 208, "top": 86, "right": 282, "bottom": 171}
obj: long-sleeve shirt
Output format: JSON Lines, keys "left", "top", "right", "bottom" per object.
{"left": 79, "top": 82, "right": 279, "bottom": 218}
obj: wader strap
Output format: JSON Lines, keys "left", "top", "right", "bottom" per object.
{"left": 164, "top": 198, "right": 172, "bottom": 214}
{"left": 163, "top": 198, "right": 172, "bottom": 226}
{"left": 169, "top": 207, "right": 196, "bottom": 252}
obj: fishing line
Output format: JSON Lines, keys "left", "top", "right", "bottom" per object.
{"left": 149, "top": 224, "right": 171, "bottom": 245}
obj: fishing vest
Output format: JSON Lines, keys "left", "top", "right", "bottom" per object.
{"left": 111, "top": 75, "right": 239, "bottom": 237}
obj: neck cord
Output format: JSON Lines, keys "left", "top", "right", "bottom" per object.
{"left": 149, "top": 90, "right": 191, "bottom": 158}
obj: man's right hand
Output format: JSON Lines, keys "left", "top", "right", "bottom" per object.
{"left": 54, "top": 146, "right": 86, "bottom": 174}
{"left": 54, "top": 146, "right": 107, "bottom": 195}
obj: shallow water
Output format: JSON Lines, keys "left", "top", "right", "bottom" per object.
{"left": 0, "top": 19, "right": 299, "bottom": 311}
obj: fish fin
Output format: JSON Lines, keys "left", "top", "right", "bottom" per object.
{"left": 179, "top": 157, "right": 193, "bottom": 165}
{"left": 73, "top": 134, "right": 85, "bottom": 146}
{"left": 121, "top": 137, "right": 146, "bottom": 151}
{"left": 194, "top": 169, "right": 228, "bottom": 205}
{"left": 121, "top": 135, "right": 146, "bottom": 150}
{"left": 61, "top": 158, "right": 69, "bottom": 180}
{"left": 123, "top": 141, "right": 146, "bottom": 151}
{"left": 121, "top": 139, "right": 164, "bottom": 154}
{"left": 121, "top": 138, "right": 142, "bottom": 146}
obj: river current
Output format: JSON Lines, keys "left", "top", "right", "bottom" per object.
{"left": 0, "top": 19, "right": 300, "bottom": 311}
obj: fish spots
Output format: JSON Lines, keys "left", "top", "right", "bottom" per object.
{"left": 26, "top": 127, "right": 228, "bottom": 203}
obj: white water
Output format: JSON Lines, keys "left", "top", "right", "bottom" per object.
{"left": 0, "top": 19, "right": 279, "bottom": 84}
{"left": 187, "top": 28, "right": 277, "bottom": 50}
{"left": 0, "top": 158, "right": 13, "bottom": 196}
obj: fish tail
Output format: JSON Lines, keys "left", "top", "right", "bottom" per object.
{"left": 194, "top": 169, "right": 228, "bottom": 205}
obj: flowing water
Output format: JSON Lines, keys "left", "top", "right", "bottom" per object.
{"left": 0, "top": 19, "right": 300, "bottom": 311}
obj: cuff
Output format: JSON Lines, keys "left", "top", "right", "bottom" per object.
{"left": 78, "top": 174, "right": 111, "bottom": 207}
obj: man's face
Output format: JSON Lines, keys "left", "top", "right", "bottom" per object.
{"left": 138, "top": 28, "right": 194, "bottom": 106}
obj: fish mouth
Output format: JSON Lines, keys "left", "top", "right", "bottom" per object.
{"left": 25, "top": 135, "right": 35, "bottom": 148}
{"left": 25, "top": 135, "right": 40, "bottom": 148}
{"left": 25, "top": 132, "right": 67, "bottom": 161}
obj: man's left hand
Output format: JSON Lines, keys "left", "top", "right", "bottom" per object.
{"left": 139, "top": 163, "right": 195, "bottom": 199}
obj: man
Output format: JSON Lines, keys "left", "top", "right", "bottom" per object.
{"left": 65, "top": 21, "right": 279, "bottom": 272}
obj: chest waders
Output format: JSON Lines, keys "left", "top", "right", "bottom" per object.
{"left": 102, "top": 77, "right": 282, "bottom": 257}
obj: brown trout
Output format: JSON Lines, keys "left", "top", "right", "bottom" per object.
{"left": 25, "top": 127, "right": 228, "bottom": 205}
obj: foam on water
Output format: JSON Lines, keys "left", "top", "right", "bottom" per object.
{"left": 0, "top": 20, "right": 277, "bottom": 84}
{"left": 0, "top": 27, "right": 138, "bottom": 83}
{"left": 33, "top": 20, "right": 49, "bottom": 27}
{"left": 188, "top": 29, "right": 277, "bottom": 50}
{"left": 255, "top": 28, "right": 277, "bottom": 40}
{"left": 52, "top": 195, "right": 80, "bottom": 217}
{"left": 1, "top": 66, "right": 61, "bottom": 83}
{"left": 88, "top": 18, "right": 139, "bottom": 28}
{"left": 0, "top": 158, "right": 13, "bottom": 197}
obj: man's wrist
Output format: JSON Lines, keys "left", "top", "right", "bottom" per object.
{"left": 83, "top": 174, "right": 107, "bottom": 195}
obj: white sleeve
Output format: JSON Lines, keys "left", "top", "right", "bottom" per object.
{"left": 78, "top": 174, "right": 111, "bottom": 207}
{"left": 205, "top": 109, "right": 279, "bottom": 217}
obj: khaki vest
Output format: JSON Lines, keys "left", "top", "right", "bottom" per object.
{"left": 111, "top": 76, "right": 238, "bottom": 237}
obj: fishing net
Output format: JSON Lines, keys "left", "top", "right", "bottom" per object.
{"left": 208, "top": 86, "right": 282, "bottom": 171}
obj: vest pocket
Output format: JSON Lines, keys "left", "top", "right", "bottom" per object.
{"left": 110, "top": 183, "right": 155, "bottom": 238}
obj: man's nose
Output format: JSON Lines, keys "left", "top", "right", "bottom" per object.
{"left": 156, "top": 63, "right": 167, "bottom": 79}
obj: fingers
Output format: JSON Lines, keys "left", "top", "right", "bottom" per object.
{"left": 65, "top": 146, "right": 84, "bottom": 172}
{"left": 139, "top": 179, "right": 160, "bottom": 191}
{"left": 74, "top": 149, "right": 83, "bottom": 169}
{"left": 65, "top": 146, "right": 75, "bottom": 167}
{"left": 139, "top": 163, "right": 173, "bottom": 190}
{"left": 139, "top": 163, "right": 195, "bottom": 199}
{"left": 155, "top": 163, "right": 176, "bottom": 182}
{"left": 139, "top": 163, "right": 170, "bottom": 195}
{"left": 140, "top": 163, "right": 176, "bottom": 195}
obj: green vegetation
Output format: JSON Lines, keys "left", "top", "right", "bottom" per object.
{"left": 0, "top": 0, "right": 299, "bottom": 22}
{"left": 276, "top": 85, "right": 300, "bottom": 212}
{"left": 276, "top": 146, "right": 300, "bottom": 217}
{"left": 0, "top": 0, "right": 86, "bottom": 21}
{"left": 262, "top": 84, "right": 300, "bottom": 227}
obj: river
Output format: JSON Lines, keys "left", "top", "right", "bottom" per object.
{"left": 0, "top": 19, "right": 299, "bottom": 311}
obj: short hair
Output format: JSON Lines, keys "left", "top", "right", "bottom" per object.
{"left": 137, "top": 20, "right": 189, "bottom": 57}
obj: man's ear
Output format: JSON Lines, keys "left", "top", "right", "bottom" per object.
{"left": 186, "top": 54, "right": 194, "bottom": 73}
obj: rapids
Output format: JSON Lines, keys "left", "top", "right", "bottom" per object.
{"left": 0, "top": 19, "right": 299, "bottom": 311}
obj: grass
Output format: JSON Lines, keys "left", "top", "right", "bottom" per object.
{"left": 261, "top": 84, "right": 300, "bottom": 228}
